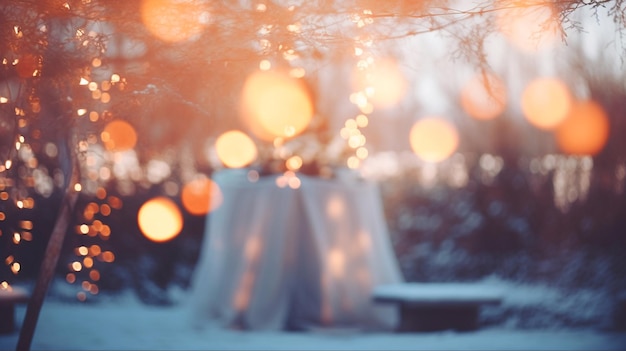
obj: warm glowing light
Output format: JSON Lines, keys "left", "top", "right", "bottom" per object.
{"left": 20, "top": 220, "right": 33, "bottom": 230}
{"left": 409, "top": 118, "right": 459, "bottom": 163}
{"left": 140, "top": 0, "right": 210, "bottom": 43}
{"left": 356, "top": 147, "right": 368, "bottom": 159}
{"left": 96, "top": 187, "right": 106, "bottom": 199}
{"left": 109, "top": 198, "right": 123, "bottom": 211}
{"left": 233, "top": 272, "right": 254, "bottom": 311}
{"left": 66, "top": 273, "right": 76, "bottom": 284}
{"left": 11, "top": 262, "right": 20, "bottom": 274}
{"left": 100, "top": 204, "right": 111, "bottom": 216}
{"left": 82, "top": 281, "right": 91, "bottom": 291}
{"left": 83, "top": 257, "right": 94, "bottom": 268}
{"left": 101, "top": 120, "right": 137, "bottom": 151}
{"left": 247, "top": 170, "right": 259, "bottom": 182}
{"left": 77, "top": 246, "right": 88, "bottom": 256}
{"left": 241, "top": 71, "right": 313, "bottom": 140}
{"left": 289, "top": 67, "right": 306, "bottom": 78}
{"left": 556, "top": 100, "right": 610, "bottom": 156}
{"left": 181, "top": 177, "right": 222, "bottom": 215}
{"left": 496, "top": 1, "right": 559, "bottom": 52}
{"left": 79, "top": 224, "right": 89, "bottom": 234}
{"left": 288, "top": 176, "right": 301, "bottom": 189}
{"left": 74, "top": 183, "right": 82, "bottom": 192}
{"left": 327, "top": 249, "right": 345, "bottom": 277}
{"left": 353, "top": 58, "right": 407, "bottom": 108}
{"left": 89, "top": 270, "right": 100, "bottom": 281}
{"left": 347, "top": 156, "right": 360, "bottom": 169}
{"left": 71, "top": 261, "right": 82, "bottom": 272}
{"left": 259, "top": 60, "right": 271, "bottom": 70}
{"left": 138, "top": 197, "right": 183, "bottom": 243}
{"left": 521, "top": 78, "right": 572, "bottom": 130}
{"left": 285, "top": 156, "right": 303, "bottom": 171}
{"left": 93, "top": 221, "right": 103, "bottom": 232}
{"left": 356, "top": 114, "right": 369, "bottom": 127}
{"left": 244, "top": 236, "right": 262, "bottom": 261}
{"left": 215, "top": 130, "right": 258, "bottom": 168}
{"left": 101, "top": 92, "right": 111, "bottom": 103}
{"left": 326, "top": 195, "right": 345, "bottom": 220}
{"left": 89, "top": 245, "right": 101, "bottom": 257}
{"left": 460, "top": 73, "right": 507, "bottom": 120}
{"left": 0, "top": 97, "right": 7, "bottom": 104}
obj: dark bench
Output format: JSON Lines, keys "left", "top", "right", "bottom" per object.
{"left": 373, "top": 283, "right": 503, "bottom": 332}
{"left": 0, "top": 286, "right": 30, "bottom": 334}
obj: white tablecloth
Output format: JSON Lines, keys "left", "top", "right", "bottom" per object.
{"left": 188, "top": 169, "right": 402, "bottom": 331}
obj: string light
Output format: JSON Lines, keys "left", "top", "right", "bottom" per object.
{"left": 342, "top": 10, "right": 379, "bottom": 170}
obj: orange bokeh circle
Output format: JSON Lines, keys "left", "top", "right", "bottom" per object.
{"left": 101, "top": 120, "right": 137, "bottom": 152}
{"left": 215, "top": 130, "right": 258, "bottom": 168}
{"left": 409, "top": 118, "right": 459, "bottom": 163}
{"left": 181, "top": 177, "right": 222, "bottom": 216}
{"left": 240, "top": 70, "right": 313, "bottom": 141}
{"left": 521, "top": 78, "right": 572, "bottom": 130}
{"left": 495, "top": 2, "right": 559, "bottom": 52}
{"left": 555, "top": 100, "right": 610, "bottom": 156}
{"left": 137, "top": 197, "right": 183, "bottom": 243}
{"left": 352, "top": 58, "right": 407, "bottom": 109}
{"left": 140, "top": 0, "right": 209, "bottom": 43}
{"left": 460, "top": 73, "right": 507, "bottom": 120}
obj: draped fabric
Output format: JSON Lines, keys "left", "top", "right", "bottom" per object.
{"left": 189, "top": 169, "right": 402, "bottom": 331}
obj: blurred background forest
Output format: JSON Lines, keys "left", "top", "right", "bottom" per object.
{"left": 0, "top": 0, "right": 625, "bottom": 330}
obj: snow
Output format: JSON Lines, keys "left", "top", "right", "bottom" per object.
{"left": 1, "top": 283, "right": 625, "bottom": 350}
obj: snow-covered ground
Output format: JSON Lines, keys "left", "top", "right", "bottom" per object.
{"left": 1, "top": 281, "right": 625, "bottom": 351}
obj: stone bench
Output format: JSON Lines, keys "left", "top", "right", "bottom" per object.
{"left": 373, "top": 283, "right": 504, "bottom": 332}
{"left": 0, "top": 286, "right": 30, "bottom": 334}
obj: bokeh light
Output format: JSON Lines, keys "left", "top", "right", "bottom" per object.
{"left": 101, "top": 120, "right": 138, "bottom": 151}
{"left": 215, "top": 130, "right": 258, "bottom": 168}
{"left": 409, "top": 118, "right": 459, "bottom": 163}
{"left": 496, "top": 1, "right": 559, "bottom": 52}
{"left": 181, "top": 176, "right": 223, "bottom": 216}
{"left": 137, "top": 197, "right": 183, "bottom": 243}
{"left": 556, "top": 100, "right": 610, "bottom": 156}
{"left": 140, "top": 0, "right": 210, "bottom": 43}
{"left": 460, "top": 73, "right": 507, "bottom": 120}
{"left": 521, "top": 78, "right": 572, "bottom": 130}
{"left": 353, "top": 58, "right": 407, "bottom": 109}
{"left": 240, "top": 71, "right": 314, "bottom": 140}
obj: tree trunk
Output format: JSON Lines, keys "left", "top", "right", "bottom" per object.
{"left": 16, "top": 139, "right": 80, "bottom": 351}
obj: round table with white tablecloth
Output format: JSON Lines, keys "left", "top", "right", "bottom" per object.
{"left": 188, "top": 169, "right": 402, "bottom": 331}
